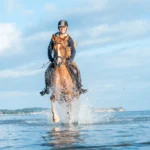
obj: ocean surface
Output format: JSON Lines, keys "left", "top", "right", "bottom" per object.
{"left": 0, "top": 104, "right": 150, "bottom": 150}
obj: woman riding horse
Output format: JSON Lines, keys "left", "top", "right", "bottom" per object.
{"left": 40, "top": 20, "right": 88, "bottom": 123}
{"left": 40, "top": 20, "right": 87, "bottom": 96}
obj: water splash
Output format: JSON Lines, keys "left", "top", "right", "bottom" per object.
{"left": 78, "top": 101, "right": 113, "bottom": 125}
{"left": 46, "top": 96, "right": 113, "bottom": 125}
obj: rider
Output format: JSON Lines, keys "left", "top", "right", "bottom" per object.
{"left": 40, "top": 20, "right": 88, "bottom": 96}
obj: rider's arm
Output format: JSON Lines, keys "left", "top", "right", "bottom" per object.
{"left": 68, "top": 36, "right": 76, "bottom": 63}
{"left": 48, "top": 39, "right": 54, "bottom": 62}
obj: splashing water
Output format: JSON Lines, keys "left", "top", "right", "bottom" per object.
{"left": 78, "top": 98, "right": 113, "bottom": 125}
{"left": 46, "top": 96, "right": 113, "bottom": 125}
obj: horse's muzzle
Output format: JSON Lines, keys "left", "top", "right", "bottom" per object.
{"left": 55, "top": 56, "right": 64, "bottom": 67}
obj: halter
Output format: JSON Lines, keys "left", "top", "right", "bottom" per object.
{"left": 53, "top": 42, "right": 68, "bottom": 67}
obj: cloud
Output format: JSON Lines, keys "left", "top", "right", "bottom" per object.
{"left": 79, "top": 37, "right": 112, "bottom": 46}
{"left": 0, "top": 62, "right": 44, "bottom": 78}
{"left": 4, "top": 0, "right": 34, "bottom": 16}
{"left": 22, "top": 0, "right": 150, "bottom": 46}
{"left": 77, "top": 38, "right": 150, "bottom": 70}
{"left": 22, "top": 0, "right": 150, "bottom": 34}
{"left": 70, "top": 20, "right": 150, "bottom": 48}
{"left": 90, "top": 20, "right": 150, "bottom": 37}
{"left": 25, "top": 31, "right": 53, "bottom": 42}
{"left": 0, "top": 69, "right": 43, "bottom": 78}
{"left": 0, "top": 23, "right": 22, "bottom": 56}
{"left": 103, "top": 47, "right": 150, "bottom": 69}
{"left": 69, "top": 0, "right": 108, "bottom": 14}
{"left": 0, "top": 91, "right": 38, "bottom": 98}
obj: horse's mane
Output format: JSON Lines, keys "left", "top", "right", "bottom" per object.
{"left": 52, "top": 34, "right": 71, "bottom": 59}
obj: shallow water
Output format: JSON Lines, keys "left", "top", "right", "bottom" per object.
{"left": 0, "top": 108, "right": 150, "bottom": 150}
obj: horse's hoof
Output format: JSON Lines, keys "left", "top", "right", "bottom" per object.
{"left": 53, "top": 117, "right": 60, "bottom": 123}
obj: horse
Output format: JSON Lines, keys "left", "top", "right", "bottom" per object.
{"left": 50, "top": 35, "right": 80, "bottom": 123}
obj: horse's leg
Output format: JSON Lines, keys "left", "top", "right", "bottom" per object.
{"left": 50, "top": 94, "right": 60, "bottom": 123}
{"left": 66, "top": 95, "right": 72, "bottom": 124}
{"left": 68, "top": 102, "right": 72, "bottom": 124}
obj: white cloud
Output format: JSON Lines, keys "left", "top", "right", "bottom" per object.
{"left": 89, "top": 20, "right": 150, "bottom": 38}
{"left": 4, "top": 0, "right": 34, "bottom": 16}
{"left": 14, "top": 61, "right": 41, "bottom": 70}
{"left": 70, "top": 0, "right": 108, "bottom": 14}
{"left": 0, "top": 91, "right": 38, "bottom": 98}
{"left": 79, "top": 37, "right": 112, "bottom": 46}
{"left": 0, "top": 62, "right": 45, "bottom": 78}
{"left": 0, "top": 69, "right": 43, "bottom": 78}
{"left": 78, "top": 39, "right": 150, "bottom": 69}
{"left": 70, "top": 20, "right": 150, "bottom": 48}
{"left": 79, "top": 20, "right": 150, "bottom": 38}
{"left": 103, "top": 47, "right": 150, "bottom": 69}
{"left": 26, "top": 31, "right": 53, "bottom": 42}
{"left": 0, "top": 23, "right": 22, "bottom": 56}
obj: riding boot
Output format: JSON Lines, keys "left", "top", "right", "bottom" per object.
{"left": 76, "top": 68, "right": 88, "bottom": 94}
{"left": 40, "top": 86, "right": 50, "bottom": 96}
{"left": 40, "top": 63, "right": 53, "bottom": 96}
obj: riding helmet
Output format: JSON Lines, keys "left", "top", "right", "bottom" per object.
{"left": 58, "top": 20, "right": 68, "bottom": 27}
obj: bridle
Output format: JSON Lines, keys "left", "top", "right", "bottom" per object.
{"left": 53, "top": 42, "right": 67, "bottom": 67}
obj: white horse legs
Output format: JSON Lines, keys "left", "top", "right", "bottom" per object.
{"left": 67, "top": 102, "right": 72, "bottom": 124}
{"left": 50, "top": 95, "right": 60, "bottom": 123}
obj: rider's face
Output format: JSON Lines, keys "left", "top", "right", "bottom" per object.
{"left": 59, "top": 26, "right": 67, "bottom": 34}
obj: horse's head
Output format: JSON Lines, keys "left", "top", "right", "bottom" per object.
{"left": 52, "top": 35, "right": 71, "bottom": 67}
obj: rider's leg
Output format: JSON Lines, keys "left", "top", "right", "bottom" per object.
{"left": 69, "top": 61, "right": 88, "bottom": 94}
{"left": 40, "top": 63, "right": 54, "bottom": 96}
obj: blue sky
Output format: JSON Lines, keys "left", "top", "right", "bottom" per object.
{"left": 0, "top": 0, "right": 150, "bottom": 111}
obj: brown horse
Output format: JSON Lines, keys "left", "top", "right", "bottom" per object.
{"left": 50, "top": 35, "right": 80, "bottom": 123}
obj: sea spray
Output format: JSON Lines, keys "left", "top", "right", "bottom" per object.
{"left": 55, "top": 99, "right": 80, "bottom": 124}
{"left": 78, "top": 98, "right": 113, "bottom": 124}
{"left": 46, "top": 96, "right": 113, "bottom": 125}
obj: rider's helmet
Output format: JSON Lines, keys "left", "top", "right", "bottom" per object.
{"left": 58, "top": 20, "right": 68, "bottom": 28}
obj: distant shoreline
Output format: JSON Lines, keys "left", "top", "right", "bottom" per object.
{"left": 0, "top": 107, "right": 125, "bottom": 115}
{"left": 95, "top": 107, "right": 125, "bottom": 112}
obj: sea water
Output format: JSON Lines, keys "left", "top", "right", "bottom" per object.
{"left": 0, "top": 104, "right": 150, "bottom": 150}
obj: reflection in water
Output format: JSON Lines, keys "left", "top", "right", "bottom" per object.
{"left": 42, "top": 125, "right": 83, "bottom": 149}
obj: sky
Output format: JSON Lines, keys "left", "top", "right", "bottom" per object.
{"left": 0, "top": 0, "right": 150, "bottom": 111}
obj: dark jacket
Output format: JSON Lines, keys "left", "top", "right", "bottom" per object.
{"left": 48, "top": 33, "right": 76, "bottom": 63}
